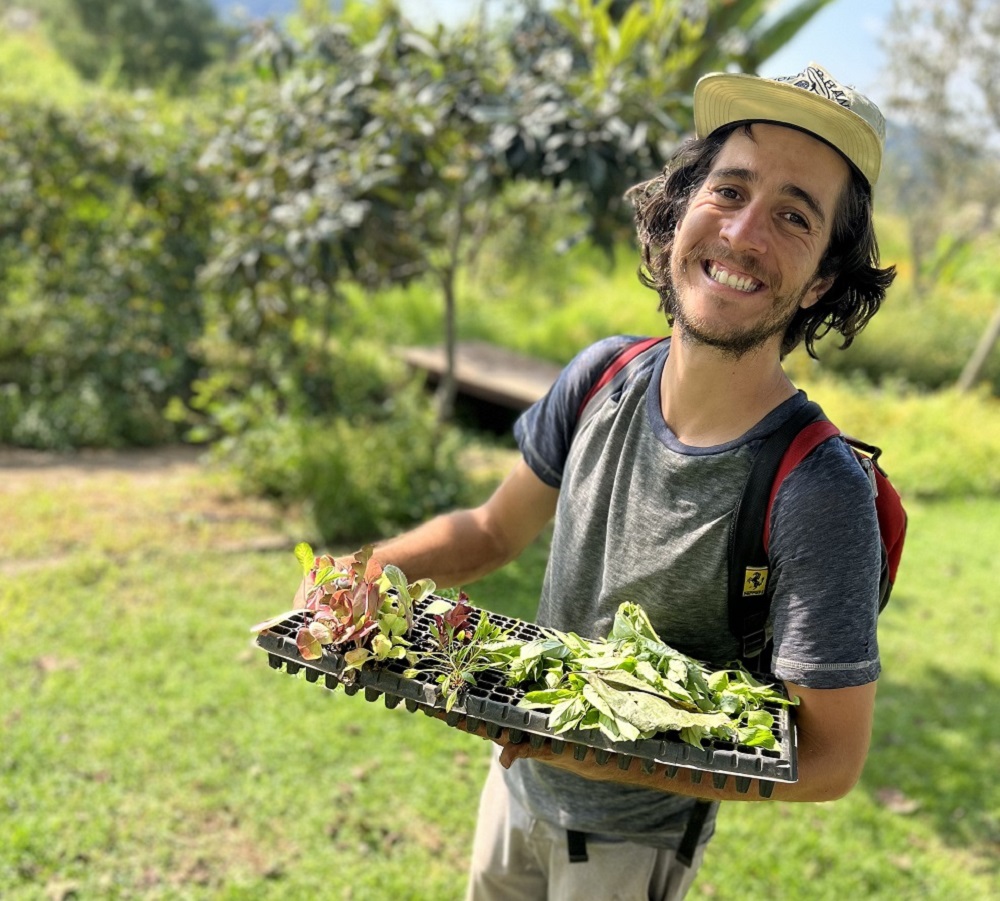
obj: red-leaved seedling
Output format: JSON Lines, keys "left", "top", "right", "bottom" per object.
{"left": 250, "top": 543, "right": 433, "bottom": 668}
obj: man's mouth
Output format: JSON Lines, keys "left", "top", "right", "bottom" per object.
{"left": 705, "top": 260, "right": 764, "bottom": 294}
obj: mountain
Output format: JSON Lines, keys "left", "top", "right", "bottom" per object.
{"left": 210, "top": 1, "right": 308, "bottom": 23}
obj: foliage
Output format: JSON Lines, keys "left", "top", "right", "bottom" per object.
{"left": 31, "top": 0, "right": 233, "bottom": 90}
{"left": 296, "top": 394, "right": 473, "bottom": 544}
{"left": 812, "top": 216, "right": 1000, "bottom": 395}
{"left": 512, "top": 602, "right": 794, "bottom": 747}
{"left": 789, "top": 370, "right": 1000, "bottom": 500}
{"left": 0, "top": 21, "right": 91, "bottom": 106}
{"left": 0, "top": 0, "right": 835, "bottom": 456}
{"left": 0, "top": 93, "right": 216, "bottom": 448}
{"left": 196, "top": 0, "right": 831, "bottom": 419}
{"left": 252, "top": 543, "right": 434, "bottom": 668}
{"left": 405, "top": 593, "right": 520, "bottom": 712}
{"left": 201, "top": 368, "right": 472, "bottom": 545}
{"left": 881, "top": 0, "right": 1000, "bottom": 296}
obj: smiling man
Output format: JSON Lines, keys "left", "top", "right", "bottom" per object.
{"left": 362, "top": 62, "right": 897, "bottom": 900}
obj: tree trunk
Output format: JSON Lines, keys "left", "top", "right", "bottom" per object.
{"left": 435, "top": 265, "right": 458, "bottom": 422}
{"left": 957, "top": 300, "right": 1000, "bottom": 392}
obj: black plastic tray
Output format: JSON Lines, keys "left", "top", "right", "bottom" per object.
{"left": 255, "top": 597, "right": 797, "bottom": 797}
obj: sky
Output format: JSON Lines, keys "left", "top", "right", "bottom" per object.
{"left": 398, "top": 0, "right": 895, "bottom": 99}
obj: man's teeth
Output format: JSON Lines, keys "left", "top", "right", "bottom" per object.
{"left": 707, "top": 262, "right": 760, "bottom": 293}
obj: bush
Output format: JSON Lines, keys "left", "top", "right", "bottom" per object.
{"left": 790, "top": 367, "right": 1000, "bottom": 499}
{"left": 212, "top": 380, "right": 472, "bottom": 546}
{"left": 0, "top": 92, "right": 215, "bottom": 448}
{"left": 814, "top": 219, "right": 1000, "bottom": 395}
{"left": 301, "top": 402, "right": 471, "bottom": 545}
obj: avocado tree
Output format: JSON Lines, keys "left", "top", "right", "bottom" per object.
{"left": 198, "top": 0, "right": 832, "bottom": 422}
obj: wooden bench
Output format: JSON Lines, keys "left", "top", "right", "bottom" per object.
{"left": 401, "top": 341, "right": 562, "bottom": 411}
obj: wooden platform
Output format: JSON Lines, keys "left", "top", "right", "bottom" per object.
{"left": 401, "top": 341, "right": 563, "bottom": 410}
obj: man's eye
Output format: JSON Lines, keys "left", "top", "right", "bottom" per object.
{"left": 716, "top": 186, "right": 740, "bottom": 200}
{"left": 784, "top": 211, "right": 810, "bottom": 229}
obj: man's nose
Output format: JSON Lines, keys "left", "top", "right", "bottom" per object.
{"left": 719, "top": 204, "right": 768, "bottom": 255}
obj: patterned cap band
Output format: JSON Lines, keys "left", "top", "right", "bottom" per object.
{"left": 776, "top": 65, "right": 853, "bottom": 108}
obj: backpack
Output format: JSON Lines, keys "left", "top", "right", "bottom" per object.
{"left": 574, "top": 336, "right": 908, "bottom": 672}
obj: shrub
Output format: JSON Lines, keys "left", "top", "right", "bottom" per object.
{"left": 211, "top": 381, "right": 472, "bottom": 546}
{"left": 0, "top": 92, "right": 215, "bottom": 448}
{"left": 791, "top": 368, "right": 1000, "bottom": 499}
{"left": 301, "top": 399, "right": 471, "bottom": 545}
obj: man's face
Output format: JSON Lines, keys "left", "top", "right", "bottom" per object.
{"left": 668, "top": 123, "right": 850, "bottom": 357}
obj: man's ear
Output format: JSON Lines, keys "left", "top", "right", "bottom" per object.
{"left": 801, "top": 274, "right": 837, "bottom": 310}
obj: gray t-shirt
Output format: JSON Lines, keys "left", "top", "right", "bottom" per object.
{"left": 504, "top": 335, "right": 882, "bottom": 848}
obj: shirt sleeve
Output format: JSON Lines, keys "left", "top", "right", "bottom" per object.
{"left": 767, "top": 438, "right": 882, "bottom": 689}
{"left": 514, "top": 336, "right": 640, "bottom": 488}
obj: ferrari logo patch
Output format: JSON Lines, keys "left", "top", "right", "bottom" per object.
{"left": 743, "top": 567, "right": 769, "bottom": 597}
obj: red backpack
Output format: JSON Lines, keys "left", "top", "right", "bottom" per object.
{"left": 575, "top": 337, "right": 907, "bottom": 671}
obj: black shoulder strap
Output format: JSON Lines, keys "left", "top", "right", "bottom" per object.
{"left": 727, "top": 400, "right": 829, "bottom": 669}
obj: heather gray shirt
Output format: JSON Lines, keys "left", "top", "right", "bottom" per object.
{"left": 504, "top": 335, "right": 881, "bottom": 848}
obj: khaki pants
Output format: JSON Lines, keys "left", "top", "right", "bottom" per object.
{"left": 465, "top": 757, "right": 708, "bottom": 901}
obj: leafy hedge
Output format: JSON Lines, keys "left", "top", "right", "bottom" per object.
{"left": 0, "top": 92, "right": 213, "bottom": 447}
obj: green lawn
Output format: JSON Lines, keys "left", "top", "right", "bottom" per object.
{"left": 1, "top": 452, "right": 997, "bottom": 899}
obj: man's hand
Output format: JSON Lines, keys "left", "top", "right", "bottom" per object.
{"left": 464, "top": 680, "right": 878, "bottom": 804}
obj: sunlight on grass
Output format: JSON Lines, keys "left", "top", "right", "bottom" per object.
{"left": 1, "top": 455, "right": 997, "bottom": 898}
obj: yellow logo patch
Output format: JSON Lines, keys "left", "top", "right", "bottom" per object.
{"left": 743, "top": 567, "right": 769, "bottom": 596}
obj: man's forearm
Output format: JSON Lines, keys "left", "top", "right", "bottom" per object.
{"left": 370, "top": 508, "right": 512, "bottom": 589}
{"left": 496, "top": 741, "right": 851, "bottom": 803}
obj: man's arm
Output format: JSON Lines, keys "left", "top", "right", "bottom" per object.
{"left": 496, "top": 679, "right": 877, "bottom": 803}
{"left": 363, "top": 459, "right": 559, "bottom": 588}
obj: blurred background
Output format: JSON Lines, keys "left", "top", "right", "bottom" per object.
{"left": 0, "top": 1, "right": 997, "bottom": 898}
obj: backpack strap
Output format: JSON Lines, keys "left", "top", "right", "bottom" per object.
{"left": 727, "top": 400, "right": 838, "bottom": 668}
{"left": 574, "top": 336, "right": 666, "bottom": 436}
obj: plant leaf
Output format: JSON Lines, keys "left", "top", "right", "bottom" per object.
{"left": 294, "top": 542, "right": 315, "bottom": 575}
{"left": 296, "top": 627, "right": 323, "bottom": 660}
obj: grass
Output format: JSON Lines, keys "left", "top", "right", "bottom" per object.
{"left": 1, "top": 446, "right": 998, "bottom": 900}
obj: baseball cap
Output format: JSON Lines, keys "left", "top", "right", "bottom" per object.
{"left": 693, "top": 62, "right": 886, "bottom": 189}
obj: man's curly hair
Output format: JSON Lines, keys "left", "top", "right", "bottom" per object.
{"left": 626, "top": 123, "right": 897, "bottom": 358}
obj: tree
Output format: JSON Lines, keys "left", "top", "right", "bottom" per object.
{"left": 0, "top": 96, "right": 215, "bottom": 447}
{"left": 880, "top": 0, "right": 1000, "bottom": 390}
{"left": 32, "top": 0, "right": 231, "bottom": 89}
{"left": 198, "top": 0, "right": 834, "bottom": 421}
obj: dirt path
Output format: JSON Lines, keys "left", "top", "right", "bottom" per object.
{"left": 0, "top": 446, "right": 311, "bottom": 575}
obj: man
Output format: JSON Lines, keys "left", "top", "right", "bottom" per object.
{"left": 363, "top": 63, "right": 896, "bottom": 899}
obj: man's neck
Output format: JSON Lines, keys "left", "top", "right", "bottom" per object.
{"left": 660, "top": 332, "right": 797, "bottom": 447}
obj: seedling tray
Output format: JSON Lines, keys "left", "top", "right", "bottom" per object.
{"left": 255, "top": 596, "right": 797, "bottom": 797}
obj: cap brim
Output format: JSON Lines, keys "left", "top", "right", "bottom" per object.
{"left": 694, "top": 72, "right": 882, "bottom": 188}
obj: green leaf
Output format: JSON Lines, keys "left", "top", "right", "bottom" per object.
{"left": 381, "top": 564, "right": 411, "bottom": 598}
{"left": 549, "top": 696, "right": 588, "bottom": 734}
{"left": 343, "top": 647, "right": 370, "bottom": 670}
{"left": 746, "top": 709, "right": 774, "bottom": 729}
{"left": 371, "top": 632, "right": 393, "bottom": 658}
{"left": 519, "top": 688, "right": 577, "bottom": 708}
{"left": 707, "top": 670, "right": 729, "bottom": 692}
{"left": 407, "top": 578, "right": 436, "bottom": 604}
{"left": 424, "top": 598, "right": 454, "bottom": 615}
{"left": 294, "top": 541, "right": 315, "bottom": 575}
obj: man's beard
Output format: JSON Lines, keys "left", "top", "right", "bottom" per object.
{"left": 664, "top": 246, "right": 812, "bottom": 359}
